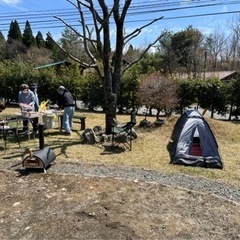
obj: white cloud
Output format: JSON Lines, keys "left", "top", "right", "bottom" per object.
{"left": 180, "top": 0, "right": 192, "bottom": 4}
{"left": 0, "top": 0, "right": 21, "bottom": 6}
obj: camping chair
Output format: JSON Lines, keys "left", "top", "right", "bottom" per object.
{"left": 111, "top": 111, "right": 137, "bottom": 151}
{"left": 0, "top": 121, "right": 21, "bottom": 151}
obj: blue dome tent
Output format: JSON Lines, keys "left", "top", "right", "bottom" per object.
{"left": 170, "top": 109, "right": 223, "bottom": 169}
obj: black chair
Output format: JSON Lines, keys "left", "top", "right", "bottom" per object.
{"left": 0, "top": 122, "right": 21, "bottom": 151}
{"left": 111, "top": 111, "right": 137, "bottom": 151}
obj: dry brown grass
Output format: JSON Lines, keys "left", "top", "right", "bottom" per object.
{"left": 2, "top": 107, "right": 240, "bottom": 185}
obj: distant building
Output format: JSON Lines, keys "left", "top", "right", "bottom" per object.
{"left": 176, "top": 71, "right": 240, "bottom": 82}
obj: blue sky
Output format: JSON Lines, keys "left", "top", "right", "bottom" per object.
{"left": 0, "top": 0, "right": 240, "bottom": 49}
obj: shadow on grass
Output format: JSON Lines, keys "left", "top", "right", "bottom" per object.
{"left": 1, "top": 148, "right": 26, "bottom": 159}
{"left": 218, "top": 118, "right": 240, "bottom": 124}
{"left": 1, "top": 128, "right": 130, "bottom": 164}
{"left": 101, "top": 145, "right": 125, "bottom": 155}
{"left": 1, "top": 131, "right": 83, "bottom": 160}
{"left": 14, "top": 163, "right": 54, "bottom": 176}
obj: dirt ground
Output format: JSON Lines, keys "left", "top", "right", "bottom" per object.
{"left": 1, "top": 168, "right": 240, "bottom": 240}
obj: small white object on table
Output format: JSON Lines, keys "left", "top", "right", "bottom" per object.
{"left": 40, "top": 110, "right": 63, "bottom": 130}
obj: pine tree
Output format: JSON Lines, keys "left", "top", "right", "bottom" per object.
{"left": 59, "top": 27, "right": 87, "bottom": 61}
{"left": 0, "top": 31, "right": 5, "bottom": 43}
{"left": 7, "top": 20, "right": 22, "bottom": 43}
{"left": 0, "top": 31, "right": 6, "bottom": 60}
{"left": 22, "top": 20, "right": 35, "bottom": 48}
{"left": 35, "top": 31, "right": 45, "bottom": 48}
{"left": 45, "top": 33, "right": 55, "bottom": 50}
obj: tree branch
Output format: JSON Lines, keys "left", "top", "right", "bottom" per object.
{"left": 120, "top": 0, "right": 131, "bottom": 22}
{"left": 124, "top": 31, "right": 141, "bottom": 46}
{"left": 46, "top": 32, "right": 103, "bottom": 78}
{"left": 76, "top": 0, "right": 103, "bottom": 22}
{"left": 84, "top": 24, "right": 102, "bottom": 59}
{"left": 123, "top": 33, "right": 165, "bottom": 74}
{"left": 88, "top": 0, "right": 103, "bottom": 57}
{"left": 124, "top": 16, "right": 164, "bottom": 42}
{"left": 46, "top": 32, "right": 95, "bottom": 68}
{"left": 53, "top": 16, "right": 91, "bottom": 42}
{"left": 99, "top": 7, "right": 113, "bottom": 32}
{"left": 68, "top": 0, "right": 103, "bottom": 61}
{"left": 76, "top": 1, "right": 98, "bottom": 64}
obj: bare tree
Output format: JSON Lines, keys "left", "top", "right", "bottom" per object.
{"left": 137, "top": 72, "right": 179, "bottom": 118}
{"left": 228, "top": 14, "right": 240, "bottom": 70}
{"left": 205, "top": 27, "right": 226, "bottom": 71}
{"left": 47, "top": 0, "right": 163, "bottom": 133}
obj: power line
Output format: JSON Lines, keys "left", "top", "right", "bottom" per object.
{"left": 1, "top": 9, "right": 238, "bottom": 33}
{"left": 0, "top": 0, "right": 237, "bottom": 19}
{"left": 0, "top": 0, "right": 222, "bottom": 16}
{"left": 0, "top": 0, "right": 239, "bottom": 34}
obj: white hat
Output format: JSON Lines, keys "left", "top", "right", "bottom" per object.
{"left": 58, "top": 86, "right": 65, "bottom": 90}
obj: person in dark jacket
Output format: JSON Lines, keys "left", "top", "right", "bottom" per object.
{"left": 57, "top": 86, "right": 75, "bottom": 135}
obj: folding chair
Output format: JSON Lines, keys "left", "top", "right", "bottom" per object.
{"left": 111, "top": 111, "right": 136, "bottom": 151}
{"left": 0, "top": 122, "right": 21, "bottom": 151}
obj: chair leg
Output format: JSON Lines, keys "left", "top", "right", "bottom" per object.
{"left": 3, "top": 128, "right": 21, "bottom": 150}
{"left": 112, "top": 133, "right": 120, "bottom": 148}
{"left": 3, "top": 133, "right": 7, "bottom": 151}
{"left": 112, "top": 129, "right": 132, "bottom": 151}
{"left": 129, "top": 128, "right": 132, "bottom": 151}
{"left": 14, "top": 130, "right": 21, "bottom": 148}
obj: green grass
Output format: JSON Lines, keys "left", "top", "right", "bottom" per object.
{"left": 1, "top": 107, "right": 240, "bottom": 185}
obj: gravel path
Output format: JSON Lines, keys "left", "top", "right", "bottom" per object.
{"left": 1, "top": 158, "right": 240, "bottom": 204}
{"left": 46, "top": 162, "right": 240, "bottom": 203}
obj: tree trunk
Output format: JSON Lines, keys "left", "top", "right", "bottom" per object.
{"left": 103, "top": 71, "right": 117, "bottom": 134}
{"left": 103, "top": 17, "right": 124, "bottom": 134}
{"left": 104, "top": 93, "right": 117, "bottom": 134}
